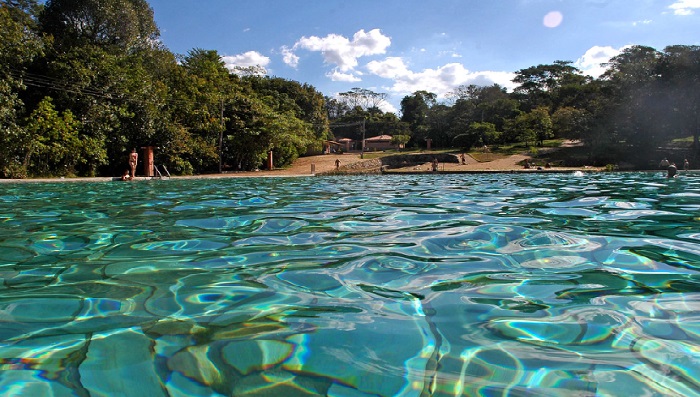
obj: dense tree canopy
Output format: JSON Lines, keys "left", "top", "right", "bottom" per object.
{"left": 387, "top": 47, "right": 699, "bottom": 167}
{"left": 1, "top": 0, "right": 331, "bottom": 177}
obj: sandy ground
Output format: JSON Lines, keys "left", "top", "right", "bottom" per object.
{"left": 236, "top": 152, "right": 539, "bottom": 176}
{"left": 0, "top": 150, "right": 597, "bottom": 183}
{"left": 224, "top": 149, "right": 599, "bottom": 176}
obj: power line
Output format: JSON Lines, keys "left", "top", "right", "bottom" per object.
{"left": 329, "top": 121, "right": 364, "bottom": 128}
{"left": 6, "top": 68, "right": 336, "bottom": 129}
{"left": 6, "top": 68, "right": 215, "bottom": 109}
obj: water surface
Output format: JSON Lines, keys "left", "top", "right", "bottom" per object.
{"left": 1, "top": 172, "right": 699, "bottom": 396}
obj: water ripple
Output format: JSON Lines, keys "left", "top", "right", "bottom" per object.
{"left": 0, "top": 173, "right": 699, "bottom": 396}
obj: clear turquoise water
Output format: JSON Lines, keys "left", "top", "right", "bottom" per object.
{"left": 1, "top": 173, "right": 699, "bottom": 396}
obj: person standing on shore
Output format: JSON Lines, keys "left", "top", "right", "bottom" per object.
{"left": 129, "top": 149, "right": 138, "bottom": 178}
{"left": 684, "top": 158, "right": 690, "bottom": 171}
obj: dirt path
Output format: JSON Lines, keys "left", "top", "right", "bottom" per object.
{"left": 279, "top": 152, "right": 535, "bottom": 174}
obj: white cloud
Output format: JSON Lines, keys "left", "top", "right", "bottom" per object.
{"left": 366, "top": 57, "right": 516, "bottom": 99}
{"left": 327, "top": 70, "right": 362, "bottom": 82}
{"left": 221, "top": 51, "right": 270, "bottom": 71}
{"left": 280, "top": 46, "right": 299, "bottom": 68}
{"left": 366, "top": 57, "right": 411, "bottom": 78}
{"left": 379, "top": 102, "right": 398, "bottom": 114}
{"left": 292, "top": 29, "right": 391, "bottom": 72}
{"left": 574, "top": 45, "right": 629, "bottom": 78}
{"left": 669, "top": 0, "right": 700, "bottom": 15}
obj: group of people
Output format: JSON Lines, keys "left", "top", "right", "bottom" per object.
{"left": 522, "top": 159, "right": 552, "bottom": 170}
{"left": 660, "top": 157, "right": 690, "bottom": 178}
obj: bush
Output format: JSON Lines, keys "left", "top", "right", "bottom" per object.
{"left": 3, "top": 162, "right": 27, "bottom": 179}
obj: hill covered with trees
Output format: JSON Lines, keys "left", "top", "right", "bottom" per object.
{"left": 2, "top": 0, "right": 698, "bottom": 178}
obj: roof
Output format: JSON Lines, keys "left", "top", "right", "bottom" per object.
{"left": 365, "top": 135, "right": 393, "bottom": 141}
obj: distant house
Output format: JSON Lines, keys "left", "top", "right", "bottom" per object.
{"left": 324, "top": 140, "right": 343, "bottom": 154}
{"left": 365, "top": 135, "right": 401, "bottom": 151}
{"left": 337, "top": 138, "right": 356, "bottom": 152}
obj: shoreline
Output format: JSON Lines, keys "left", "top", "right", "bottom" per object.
{"left": 1, "top": 169, "right": 687, "bottom": 184}
{"left": 2, "top": 151, "right": 690, "bottom": 183}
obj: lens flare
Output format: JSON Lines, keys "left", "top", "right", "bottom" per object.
{"left": 543, "top": 11, "right": 564, "bottom": 28}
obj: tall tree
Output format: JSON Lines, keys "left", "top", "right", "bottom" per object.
{"left": 503, "top": 107, "right": 552, "bottom": 147}
{"left": 177, "top": 48, "right": 232, "bottom": 172}
{"left": 599, "top": 45, "right": 666, "bottom": 155}
{"left": 400, "top": 91, "right": 437, "bottom": 147}
{"left": 40, "top": 0, "right": 159, "bottom": 52}
{"left": 21, "top": 96, "right": 103, "bottom": 176}
{"left": 512, "top": 61, "right": 581, "bottom": 111}
{"left": 400, "top": 90, "right": 436, "bottom": 127}
{"left": 660, "top": 45, "right": 700, "bottom": 151}
{"left": 0, "top": 0, "right": 45, "bottom": 177}
{"left": 338, "top": 88, "right": 388, "bottom": 111}
{"left": 325, "top": 96, "right": 350, "bottom": 120}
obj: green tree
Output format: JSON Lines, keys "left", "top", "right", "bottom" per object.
{"left": 470, "top": 121, "right": 501, "bottom": 146}
{"left": 22, "top": 97, "right": 106, "bottom": 176}
{"left": 444, "top": 84, "right": 518, "bottom": 141}
{"left": 325, "top": 96, "right": 350, "bottom": 120}
{"left": 400, "top": 90, "right": 436, "bottom": 128}
{"left": 401, "top": 90, "right": 439, "bottom": 147}
{"left": 391, "top": 134, "right": 411, "bottom": 149}
{"left": 597, "top": 45, "right": 666, "bottom": 158}
{"left": 28, "top": 0, "right": 175, "bottom": 175}
{"left": 177, "top": 48, "right": 232, "bottom": 172}
{"left": 504, "top": 107, "right": 552, "bottom": 146}
{"left": 552, "top": 106, "right": 590, "bottom": 140}
{"left": 39, "top": 0, "right": 159, "bottom": 52}
{"left": 530, "top": 106, "right": 554, "bottom": 145}
{"left": 512, "top": 61, "right": 581, "bottom": 111}
{"left": 247, "top": 76, "right": 331, "bottom": 145}
{"left": 338, "top": 87, "right": 388, "bottom": 111}
{"left": 659, "top": 45, "right": 700, "bottom": 152}
{"left": 0, "top": 0, "right": 45, "bottom": 177}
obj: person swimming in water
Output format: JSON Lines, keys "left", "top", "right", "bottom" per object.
{"left": 667, "top": 163, "right": 678, "bottom": 178}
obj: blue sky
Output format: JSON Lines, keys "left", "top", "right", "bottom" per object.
{"left": 148, "top": 0, "right": 700, "bottom": 113}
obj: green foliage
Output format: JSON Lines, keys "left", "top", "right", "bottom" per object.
{"left": 469, "top": 122, "right": 500, "bottom": 145}
{"left": 0, "top": 1, "right": 46, "bottom": 176}
{"left": 339, "top": 87, "right": 388, "bottom": 111}
{"left": 40, "top": 0, "right": 159, "bottom": 52}
{"left": 400, "top": 90, "right": 436, "bottom": 128}
{"left": 502, "top": 107, "right": 552, "bottom": 147}
{"left": 3, "top": 0, "right": 700, "bottom": 178}
{"left": 23, "top": 97, "right": 92, "bottom": 176}
{"left": 391, "top": 134, "right": 411, "bottom": 148}
{"left": 452, "top": 133, "right": 480, "bottom": 150}
{"left": 551, "top": 106, "right": 589, "bottom": 139}
{"left": 513, "top": 61, "right": 581, "bottom": 111}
